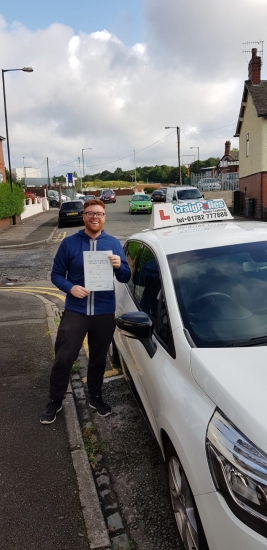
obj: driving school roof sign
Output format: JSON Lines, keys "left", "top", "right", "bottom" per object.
{"left": 149, "top": 199, "right": 233, "bottom": 230}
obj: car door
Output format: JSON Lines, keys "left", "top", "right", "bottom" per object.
{"left": 116, "top": 241, "right": 177, "bottom": 438}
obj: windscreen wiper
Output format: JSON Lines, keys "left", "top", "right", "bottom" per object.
{"left": 227, "top": 335, "right": 267, "bottom": 347}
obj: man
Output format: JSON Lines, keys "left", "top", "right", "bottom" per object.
{"left": 40, "top": 199, "right": 131, "bottom": 424}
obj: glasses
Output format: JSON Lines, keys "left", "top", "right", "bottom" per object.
{"left": 83, "top": 211, "right": 106, "bottom": 219}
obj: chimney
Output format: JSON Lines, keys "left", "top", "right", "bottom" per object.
{"left": 248, "top": 48, "right": 261, "bottom": 85}
{"left": 225, "top": 141, "right": 231, "bottom": 156}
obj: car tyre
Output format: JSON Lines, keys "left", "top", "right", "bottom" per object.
{"left": 50, "top": 200, "right": 58, "bottom": 208}
{"left": 165, "top": 442, "right": 209, "bottom": 550}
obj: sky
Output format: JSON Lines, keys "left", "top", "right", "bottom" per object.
{"left": 0, "top": 0, "right": 266, "bottom": 178}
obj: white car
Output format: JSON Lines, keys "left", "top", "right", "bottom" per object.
{"left": 166, "top": 185, "right": 204, "bottom": 203}
{"left": 198, "top": 177, "right": 221, "bottom": 191}
{"left": 113, "top": 199, "right": 267, "bottom": 550}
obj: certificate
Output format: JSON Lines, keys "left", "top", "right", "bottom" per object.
{"left": 83, "top": 250, "right": 113, "bottom": 291}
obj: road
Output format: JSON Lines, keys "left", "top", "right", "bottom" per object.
{"left": 0, "top": 196, "right": 180, "bottom": 549}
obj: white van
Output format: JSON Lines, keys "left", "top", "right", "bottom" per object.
{"left": 165, "top": 185, "right": 204, "bottom": 203}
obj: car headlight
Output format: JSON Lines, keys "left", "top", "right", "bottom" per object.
{"left": 206, "top": 410, "right": 267, "bottom": 538}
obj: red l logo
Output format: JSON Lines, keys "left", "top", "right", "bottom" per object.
{"left": 159, "top": 209, "right": 170, "bottom": 220}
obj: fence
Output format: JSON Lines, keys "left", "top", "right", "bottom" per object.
{"left": 190, "top": 172, "right": 239, "bottom": 192}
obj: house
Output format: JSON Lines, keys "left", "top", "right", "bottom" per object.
{"left": 217, "top": 140, "right": 239, "bottom": 175}
{"left": 0, "top": 136, "right": 6, "bottom": 182}
{"left": 235, "top": 48, "right": 267, "bottom": 218}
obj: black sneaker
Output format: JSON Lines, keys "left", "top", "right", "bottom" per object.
{"left": 40, "top": 401, "right": 62, "bottom": 424}
{"left": 89, "top": 396, "right": 111, "bottom": 417}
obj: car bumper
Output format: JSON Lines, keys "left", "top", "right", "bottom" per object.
{"left": 131, "top": 207, "right": 152, "bottom": 213}
{"left": 58, "top": 215, "right": 83, "bottom": 223}
{"left": 196, "top": 492, "right": 267, "bottom": 549}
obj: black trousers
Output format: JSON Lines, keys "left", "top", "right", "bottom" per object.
{"left": 49, "top": 310, "right": 116, "bottom": 402}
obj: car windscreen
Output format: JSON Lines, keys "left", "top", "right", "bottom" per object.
{"left": 177, "top": 189, "right": 202, "bottom": 200}
{"left": 168, "top": 241, "right": 267, "bottom": 348}
{"left": 60, "top": 202, "right": 82, "bottom": 211}
{"left": 132, "top": 195, "right": 150, "bottom": 202}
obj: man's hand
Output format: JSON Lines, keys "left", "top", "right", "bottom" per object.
{"left": 70, "top": 285, "right": 90, "bottom": 298}
{"left": 108, "top": 254, "right": 121, "bottom": 269}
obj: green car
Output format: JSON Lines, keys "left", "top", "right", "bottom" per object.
{"left": 129, "top": 194, "right": 152, "bottom": 214}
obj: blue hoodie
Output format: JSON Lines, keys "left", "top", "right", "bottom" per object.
{"left": 51, "top": 229, "right": 131, "bottom": 315}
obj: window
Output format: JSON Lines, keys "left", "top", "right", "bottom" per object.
{"left": 168, "top": 241, "right": 267, "bottom": 348}
{"left": 246, "top": 132, "right": 249, "bottom": 157}
{"left": 126, "top": 243, "right": 174, "bottom": 353}
{"left": 133, "top": 247, "right": 161, "bottom": 320}
{"left": 125, "top": 241, "right": 143, "bottom": 296}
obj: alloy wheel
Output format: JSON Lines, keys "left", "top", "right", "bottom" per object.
{"left": 168, "top": 455, "right": 199, "bottom": 550}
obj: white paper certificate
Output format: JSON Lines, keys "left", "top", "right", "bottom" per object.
{"left": 83, "top": 250, "right": 113, "bottom": 291}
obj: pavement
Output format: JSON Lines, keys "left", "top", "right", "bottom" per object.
{"left": 0, "top": 210, "right": 112, "bottom": 550}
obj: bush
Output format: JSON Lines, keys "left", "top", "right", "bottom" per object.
{"left": 0, "top": 183, "right": 25, "bottom": 219}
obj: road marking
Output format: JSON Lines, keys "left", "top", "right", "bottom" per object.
{"left": 0, "top": 287, "right": 65, "bottom": 301}
{"left": 0, "top": 286, "right": 120, "bottom": 380}
{"left": 51, "top": 231, "right": 66, "bottom": 242}
{"left": 81, "top": 340, "right": 119, "bottom": 378}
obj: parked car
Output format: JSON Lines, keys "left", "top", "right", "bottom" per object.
{"left": 99, "top": 189, "right": 116, "bottom": 203}
{"left": 198, "top": 177, "right": 221, "bottom": 191}
{"left": 58, "top": 200, "right": 84, "bottom": 228}
{"left": 166, "top": 185, "right": 204, "bottom": 203}
{"left": 47, "top": 194, "right": 59, "bottom": 207}
{"left": 150, "top": 189, "right": 166, "bottom": 202}
{"left": 113, "top": 199, "right": 267, "bottom": 550}
{"left": 47, "top": 190, "right": 70, "bottom": 207}
{"left": 129, "top": 194, "right": 152, "bottom": 214}
{"left": 77, "top": 194, "right": 96, "bottom": 202}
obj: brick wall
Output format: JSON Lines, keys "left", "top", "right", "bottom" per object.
{"left": 239, "top": 172, "right": 267, "bottom": 218}
{"left": 0, "top": 216, "right": 20, "bottom": 228}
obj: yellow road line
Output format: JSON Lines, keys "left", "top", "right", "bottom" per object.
{"left": 0, "top": 288, "right": 65, "bottom": 301}
{"left": 1, "top": 286, "right": 119, "bottom": 379}
{"left": 81, "top": 367, "right": 119, "bottom": 384}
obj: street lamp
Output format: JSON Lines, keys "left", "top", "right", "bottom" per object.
{"left": 133, "top": 150, "right": 136, "bottom": 184}
{"left": 2, "top": 67, "right": 33, "bottom": 225}
{"left": 165, "top": 126, "right": 181, "bottom": 185}
{"left": 82, "top": 147, "right": 92, "bottom": 179}
{"left": 23, "top": 156, "right": 26, "bottom": 181}
{"left": 182, "top": 155, "right": 195, "bottom": 177}
{"left": 2, "top": 68, "right": 33, "bottom": 191}
{"left": 190, "top": 147, "right": 200, "bottom": 173}
{"left": 78, "top": 156, "right": 82, "bottom": 192}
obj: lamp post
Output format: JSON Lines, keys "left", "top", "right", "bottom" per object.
{"left": 78, "top": 156, "right": 82, "bottom": 192}
{"left": 190, "top": 146, "right": 200, "bottom": 173}
{"left": 2, "top": 67, "right": 33, "bottom": 224}
{"left": 2, "top": 68, "right": 33, "bottom": 191}
{"left": 133, "top": 150, "right": 136, "bottom": 184}
{"left": 182, "top": 155, "right": 195, "bottom": 177}
{"left": 165, "top": 126, "right": 181, "bottom": 184}
{"left": 82, "top": 147, "right": 92, "bottom": 180}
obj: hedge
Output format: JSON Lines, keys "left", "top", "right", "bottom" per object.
{"left": 0, "top": 183, "right": 25, "bottom": 219}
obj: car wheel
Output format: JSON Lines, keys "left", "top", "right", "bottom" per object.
{"left": 165, "top": 442, "right": 209, "bottom": 550}
{"left": 50, "top": 200, "right": 58, "bottom": 208}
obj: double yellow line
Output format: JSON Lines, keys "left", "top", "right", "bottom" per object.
{"left": 0, "top": 285, "right": 119, "bottom": 379}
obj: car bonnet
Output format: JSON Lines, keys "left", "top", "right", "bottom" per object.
{"left": 190, "top": 347, "right": 267, "bottom": 453}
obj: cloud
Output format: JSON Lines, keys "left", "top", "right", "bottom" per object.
{"left": 0, "top": 2, "right": 265, "bottom": 176}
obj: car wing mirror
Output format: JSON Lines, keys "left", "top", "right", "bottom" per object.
{"left": 115, "top": 311, "right": 157, "bottom": 358}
